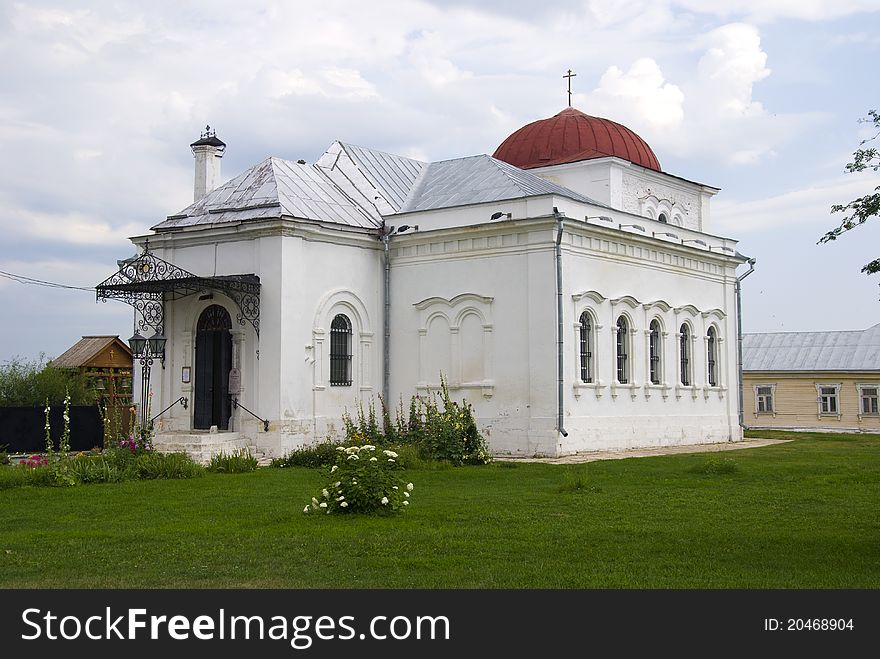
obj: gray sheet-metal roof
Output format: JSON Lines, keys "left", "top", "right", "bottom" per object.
{"left": 153, "top": 157, "right": 382, "bottom": 231}
{"left": 398, "top": 154, "right": 598, "bottom": 213}
{"left": 153, "top": 142, "right": 604, "bottom": 232}
{"left": 743, "top": 323, "right": 880, "bottom": 372}
{"left": 338, "top": 142, "right": 426, "bottom": 211}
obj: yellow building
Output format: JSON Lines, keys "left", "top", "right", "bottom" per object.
{"left": 742, "top": 324, "right": 880, "bottom": 432}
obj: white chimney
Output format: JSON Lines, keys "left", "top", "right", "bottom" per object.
{"left": 190, "top": 125, "right": 226, "bottom": 201}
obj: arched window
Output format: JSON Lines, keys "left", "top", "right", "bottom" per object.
{"left": 658, "top": 212, "right": 668, "bottom": 224}
{"left": 679, "top": 324, "right": 691, "bottom": 386}
{"left": 616, "top": 316, "right": 629, "bottom": 384}
{"left": 649, "top": 320, "right": 662, "bottom": 385}
{"left": 330, "top": 314, "right": 352, "bottom": 386}
{"left": 579, "top": 311, "right": 593, "bottom": 383}
{"left": 707, "top": 326, "right": 718, "bottom": 387}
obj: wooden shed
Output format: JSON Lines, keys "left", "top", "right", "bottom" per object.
{"left": 52, "top": 336, "right": 133, "bottom": 409}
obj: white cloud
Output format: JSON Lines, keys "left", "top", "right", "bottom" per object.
{"left": 674, "top": 0, "right": 880, "bottom": 22}
{"left": 713, "top": 171, "right": 876, "bottom": 234}
{"left": 581, "top": 22, "right": 814, "bottom": 165}
{"left": 694, "top": 23, "right": 770, "bottom": 120}
{"left": 0, "top": 204, "right": 143, "bottom": 247}
{"left": 591, "top": 58, "right": 684, "bottom": 128}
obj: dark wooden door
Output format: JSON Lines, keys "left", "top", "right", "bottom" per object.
{"left": 194, "top": 305, "right": 233, "bottom": 430}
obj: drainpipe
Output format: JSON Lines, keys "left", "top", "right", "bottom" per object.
{"left": 382, "top": 229, "right": 391, "bottom": 406}
{"left": 735, "top": 258, "right": 756, "bottom": 429}
{"left": 554, "top": 209, "right": 569, "bottom": 438}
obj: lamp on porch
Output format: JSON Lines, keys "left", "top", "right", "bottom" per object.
{"left": 128, "top": 331, "right": 146, "bottom": 358}
{"left": 147, "top": 331, "right": 167, "bottom": 358}
{"left": 128, "top": 329, "right": 166, "bottom": 437}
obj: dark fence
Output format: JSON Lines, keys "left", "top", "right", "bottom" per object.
{"left": 0, "top": 406, "right": 104, "bottom": 454}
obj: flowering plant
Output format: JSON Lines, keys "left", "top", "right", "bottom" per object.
{"left": 21, "top": 454, "right": 48, "bottom": 469}
{"left": 304, "top": 444, "right": 414, "bottom": 515}
{"left": 59, "top": 389, "right": 71, "bottom": 456}
{"left": 44, "top": 399, "right": 54, "bottom": 458}
{"left": 118, "top": 435, "right": 153, "bottom": 453}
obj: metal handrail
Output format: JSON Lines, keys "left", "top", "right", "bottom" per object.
{"left": 232, "top": 398, "right": 269, "bottom": 432}
{"left": 149, "top": 396, "right": 188, "bottom": 426}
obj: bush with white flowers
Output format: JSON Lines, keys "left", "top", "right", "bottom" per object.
{"left": 304, "top": 445, "right": 414, "bottom": 515}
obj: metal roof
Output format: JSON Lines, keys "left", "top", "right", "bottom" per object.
{"left": 742, "top": 323, "right": 880, "bottom": 372}
{"left": 153, "top": 157, "right": 382, "bottom": 231}
{"left": 399, "top": 154, "right": 599, "bottom": 213}
{"left": 494, "top": 107, "right": 662, "bottom": 172}
{"left": 153, "top": 143, "right": 604, "bottom": 233}
{"left": 336, "top": 142, "right": 426, "bottom": 211}
{"left": 51, "top": 336, "right": 132, "bottom": 369}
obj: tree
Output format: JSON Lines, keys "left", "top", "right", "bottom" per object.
{"left": 818, "top": 109, "right": 880, "bottom": 278}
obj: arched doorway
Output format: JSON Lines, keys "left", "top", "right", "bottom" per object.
{"left": 194, "top": 304, "right": 232, "bottom": 430}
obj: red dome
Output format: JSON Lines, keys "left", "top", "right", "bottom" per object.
{"left": 493, "top": 107, "right": 661, "bottom": 172}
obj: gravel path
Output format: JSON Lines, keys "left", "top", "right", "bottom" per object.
{"left": 495, "top": 438, "right": 790, "bottom": 464}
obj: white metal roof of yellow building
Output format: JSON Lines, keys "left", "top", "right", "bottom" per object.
{"left": 743, "top": 323, "right": 880, "bottom": 372}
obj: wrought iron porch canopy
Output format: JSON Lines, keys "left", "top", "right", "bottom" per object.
{"left": 96, "top": 248, "right": 260, "bottom": 336}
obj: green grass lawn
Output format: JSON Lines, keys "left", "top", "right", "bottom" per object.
{"left": 1, "top": 431, "right": 878, "bottom": 588}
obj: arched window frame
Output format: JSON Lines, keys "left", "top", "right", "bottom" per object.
{"left": 707, "top": 326, "right": 718, "bottom": 387}
{"left": 579, "top": 310, "right": 594, "bottom": 384}
{"left": 616, "top": 316, "right": 630, "bottom": 385}
{"left": 329, "top": 314, "right": 352, "bottom": 386}
{"left": 679, "top": 323, "right": 692, "bottom": 386}
{"left": 649, "top": 319, "right": 662, "bottom": 385}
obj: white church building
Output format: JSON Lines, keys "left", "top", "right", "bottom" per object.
{"left": 97, "top": 108, "right": 750, "bottom": 460}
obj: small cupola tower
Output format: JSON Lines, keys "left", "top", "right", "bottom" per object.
{"left": 190, "top": 125, "right": 226, "bottom": 201}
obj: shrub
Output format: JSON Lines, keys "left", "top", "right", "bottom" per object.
{"left": 208, "top": 448, "right": 258, "bottom": 473}
{"left": 384, "top": 443, "right": 429, "bottom": 470}
{"left": 341, "top": 377, "right": 491, "bottom": 466}
{"left": 419, "top": 378, "right": 491, "bottom": 466}
{"left": 688, "top": 457, "right": 739, "bottom": 475}
{"left": 65, "top": 454, "right": 127, "bottom": 484}
{"left": 135, "top": 452, "right": 205, "bottom": 480}
{"left": 0, "top": 355, "right": 96, "bottom": 406}
{"left": 304, "top": 445, "right": 413, "bottom": 515}
{"left": 271, "top": 441, "right": 342, "bottom": 469}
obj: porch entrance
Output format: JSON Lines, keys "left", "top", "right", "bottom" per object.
{"left": 194, "top": 305, "right": 232, "bottom": 430}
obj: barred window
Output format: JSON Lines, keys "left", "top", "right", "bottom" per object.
{"left": 649, "top": 320, "right": 661, "bottom": 385}
{"left": 679, "top": 324, "right": 691, "bottom": 386}
{"left": 707, "top": 326, "right": 718, "bottom": 387}
{"left": 616, "top": 316, "right": 629, "bottom": 384}
{"left": 330, "top": 314, "right": 352, "bottom": 386}
{"left": 579, "top": 311, "right": 593, "bottom": 383}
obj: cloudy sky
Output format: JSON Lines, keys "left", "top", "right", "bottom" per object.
{"left": 1, "top": 0, "right": 878, "bottom": 362}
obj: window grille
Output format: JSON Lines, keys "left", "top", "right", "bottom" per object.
{"left": 649, "top": 320, "right": 661, "bottom": 385}
{"left": 616, "top": 317, "right": 629, "bottom": 384}
{"left": 707, "top": 327, "right": 717, "bottom": 387}
{"left": 679, "top": 324, "right": 690, "bottom": 386}
{"left": 579, "top": 311, "right": 593, "bottom": 383}
{"left": 330, "top": 314, "right": 352, "bottom": 386}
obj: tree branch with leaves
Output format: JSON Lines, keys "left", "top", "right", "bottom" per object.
{"left": 818, "top": 109, "right": 880, "bottom": 277}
